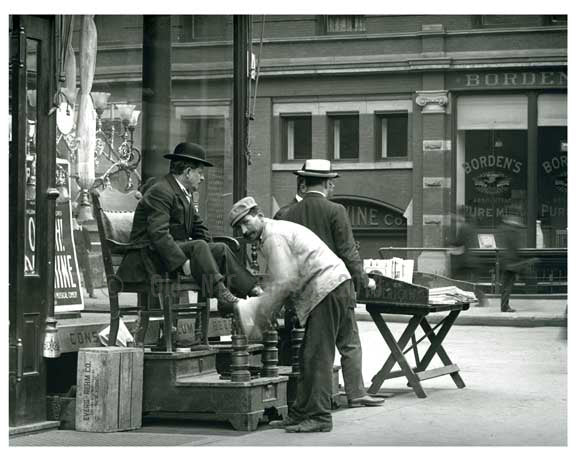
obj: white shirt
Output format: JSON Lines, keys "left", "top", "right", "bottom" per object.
{"left": 255, "top": 218, "right": 351, "bottom": 326}
{"left": 173, "top": 175, "right": 191, "bottom": 203}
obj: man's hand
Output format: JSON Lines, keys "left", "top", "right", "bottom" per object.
{"left": 367, "top": 277, "right": 377, "bottom": 290}
{"left": 182, "top": 260, "right": 191, "bottom": 276}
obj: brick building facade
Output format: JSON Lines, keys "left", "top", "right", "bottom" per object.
{"left": 90, "top": 14, "right": 567, "bottom": 273}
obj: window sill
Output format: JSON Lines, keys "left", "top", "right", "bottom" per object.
{"left": 272, "top": 160, "right": 413, "bottom": 171}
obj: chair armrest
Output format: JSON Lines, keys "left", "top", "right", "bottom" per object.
{"left": 213, "top": 236, "right": 240, "bottom": 253}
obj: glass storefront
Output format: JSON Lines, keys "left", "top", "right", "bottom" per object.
{"left": 456, "top": 93, "right": 567, "bottom": 249}
{"left": 58, "top": 15, "right": 235, "bottom": 294}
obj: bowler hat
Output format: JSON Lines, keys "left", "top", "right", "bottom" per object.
{"left": 164, "top": 142, "right": 214, "bottom": 167}
{"left": 229, "top": 196, "right": 258, "bottom": 227}
{"left": 294, "top": 159, "right": 339, "bottom": 178}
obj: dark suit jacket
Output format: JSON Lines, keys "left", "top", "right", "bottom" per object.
{"left": 273, "top": 197, "right": 299, "bottom": 220}
{"left": 281, "top": 192, "right": 368, "bottom": 290}
{"left": 116, "top": 174, "right": 211, "bottom": 283}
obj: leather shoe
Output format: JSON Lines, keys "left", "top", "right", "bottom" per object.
{"left": 285, "top": 419, "right": 332, "bottom": 433}
{"left": 501, "top": 307, "right": 516, "bottom": 313}
{"left": 348, "top": 395, "right": 386, "bottom": 407}
{"left": 269, "top": 416, "right": 300, "bottom": 428}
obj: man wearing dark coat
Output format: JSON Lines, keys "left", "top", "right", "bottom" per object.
{"left": 116, "top": 142, "right": 257, "bottom": 308}
{"left": 281, "top": 159, "right": 384, "bottom": 408}
{"left": 273, "top": 175, "right": 306, "bottom": 220}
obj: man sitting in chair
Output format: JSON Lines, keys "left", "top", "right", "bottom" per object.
{"left": 116, "top": 142, "right": 259, "bottom": 310}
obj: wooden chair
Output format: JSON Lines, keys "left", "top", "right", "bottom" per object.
{"left": 91, "top": 187, "right": 238, "bottom": 352}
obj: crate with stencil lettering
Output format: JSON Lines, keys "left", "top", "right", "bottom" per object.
{"left": 75, "top": 347, "right": 144, "bottom": 432}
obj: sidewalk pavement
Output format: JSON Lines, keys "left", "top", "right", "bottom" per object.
{"left": 10, "top": 323, "right": 567, "bottom": 447}
{"left": 82, "top": 288, "right": 567, "bottom": 328}
{"left": 356, "top": 294, "right": 568, "bottom": 328}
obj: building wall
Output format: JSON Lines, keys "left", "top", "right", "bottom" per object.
{"left": 88, "top": 14, "right": 567, "bottom": 270}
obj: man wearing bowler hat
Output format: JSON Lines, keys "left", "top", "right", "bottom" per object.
{"left": 116, "top": 142, "right": 259, "bottom": 311}
{"left": 230, "top": 196, "right": 365, "bottom": 432}
{"left": 281, "top": 159, "right": 384, "bottom": 408}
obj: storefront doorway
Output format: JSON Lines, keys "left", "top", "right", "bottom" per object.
{"left": 9, "top": 15, "right": 58, "bottom": 431}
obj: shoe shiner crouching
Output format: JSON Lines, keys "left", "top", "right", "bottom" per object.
{"left": 231, "top": 196, "right": 361, "bottom": 433}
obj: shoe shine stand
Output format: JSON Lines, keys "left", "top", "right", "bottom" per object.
{"left": 142, "top": 320, "right": 288, "bottom": 431}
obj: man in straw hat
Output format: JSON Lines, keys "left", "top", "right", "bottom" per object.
{"left": 280, "top": 159, "right": 384, "bottom": 408}
{"left": 117, "top": 142, "right": 259, "bottom": 312}
{"left": 230, "top": 196, "right": 371, "bottom": 432}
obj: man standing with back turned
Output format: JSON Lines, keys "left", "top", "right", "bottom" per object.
{"left": 281, "top": 159, "right": 384, "bottom": 408}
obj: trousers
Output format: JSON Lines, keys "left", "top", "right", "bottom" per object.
{"left": 290, "top": 279, "right": 356, "bottom": 424}
{"left": 176, "top": 240, "right": 256, "bottom": 298}
{"left": 500, "top": 270, "right": 516, "bottom": 310}
{"left": 336, "top": 308, "right": 366, "bottom": 400}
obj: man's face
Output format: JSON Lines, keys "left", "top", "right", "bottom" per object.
{"left": 238, "top": 213, "right": 264, "bottom": 242}
{"left": 184, "top": 166, "right": 204, "bottom": 191}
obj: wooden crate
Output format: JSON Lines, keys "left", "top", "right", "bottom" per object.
{"left": 76, "top": 347, "right": 143, "bottom": 432}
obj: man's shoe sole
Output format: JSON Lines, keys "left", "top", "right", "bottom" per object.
{"left": 285, "top": 424, "right": 332, "bottom": 433}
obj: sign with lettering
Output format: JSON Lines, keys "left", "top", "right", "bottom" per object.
{"left": 54, "top": 159, "right": 84, "bottom": 312}
{"left": 332, "top": 197, "right": 407, "bottom": 230}
{"left": 463, "top": 130, "right": 527, "bottom": 226}
{"left": 538, "top": 127, "right": 567, "bottom": 237}
{"left": 449, "top": 70, "right": 567, "bottom": 90}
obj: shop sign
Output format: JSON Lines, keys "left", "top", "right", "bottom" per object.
{"left": 539, "top": 135, "right": 567, "bottom": 225}
{"left": 24, "top": 159, "right": 84, "bottom": 312}
{"left": 332, "top": 197, "right": 406, "bottom": 229}
{"left": 449, "top": 70, "right": 567, "bottom": 89}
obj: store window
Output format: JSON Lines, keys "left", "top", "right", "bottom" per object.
{"left": 282, "top": 114, "right": 312, "bottom": 160}
{"left": 330, "top": 113, "right": 359, "bottom": 160}
{"left": 456, "top": 95, "right": 528, "bottom": 245}
{"left": 537, "top": 94, "right": 567, "bottom": 248}
{"left": 323, "top": 15, "right": 366, "bottom": 34}
{"left": 376, "top": 113, "right": 408, "bottom": 158}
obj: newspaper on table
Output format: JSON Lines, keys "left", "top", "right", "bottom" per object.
{"left": 428, "top": 286, "right": 478, "bottom": 305}
{"left": 363, "top": 257, "right": 414, "bottom": 284}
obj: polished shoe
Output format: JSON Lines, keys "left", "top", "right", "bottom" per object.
{"left": 348, "top": 395, "right": 386, "bottom": 407}
{"left": 216, "top": 283, "right": 240, "bottom": 313}
{"left": 269, "top": 416, "right": 300, "bottom": 428}
{"left": 285, "top": 419, "right": 332, "bottom": 433}
{"left": 501, "top": 307, "right": 516, "bottom": 313}
{"left": 250, "top": 286, "right": 264, "bottom": 296}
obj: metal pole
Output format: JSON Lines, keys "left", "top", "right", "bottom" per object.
{"left": 233, "top": 15, "right": 250, "bottom": 204}
{"left": 141, "top": 15, "right": 172, "bottom": 183}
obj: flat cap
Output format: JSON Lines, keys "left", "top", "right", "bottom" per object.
{"left": 229, "top": 196, "right": 258, "bottom": 227}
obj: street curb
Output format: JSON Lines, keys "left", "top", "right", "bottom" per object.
{"left": 355, "top": 311, "right": 567, "bottom": 328}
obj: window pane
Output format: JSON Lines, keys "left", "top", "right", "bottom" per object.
{"left": 337, "top": 115, "right": 358, "bottom": 159}
{"left": 293, "top": 117, "right": 311, "bottom": 159}
{"left": 463, "top": 129, "right": 528, "bottom": 245}
{"left": 538, "top": 126, "right": 567, "bottom": 247}
{"left": 24, "top": 39, "right": 38, "bottom": 275}
{"left": 386, "top": 115, "right": 407, "bottom": 157}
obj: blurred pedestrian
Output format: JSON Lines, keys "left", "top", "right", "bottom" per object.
{"left": 448, "top": 206, "right": 487, "bottom": 306}
{"left": 498, "top": 210, "right": 526, "bottom": 313}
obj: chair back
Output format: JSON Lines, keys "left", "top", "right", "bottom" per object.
{"left": 91, "top": 188, "right": 141, "bottom": 283}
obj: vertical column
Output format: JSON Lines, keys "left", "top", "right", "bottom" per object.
{"left": 415, "top": 85, "right": 451, "bottom": 275}
{"left": 233, "top": 15, "right": 250, "bottom": 204}
{"left": 141, "top": 16, "right": 172, "bottom": 183}
{"left": 526, "top": 92, "right": 538, "bottom": 247}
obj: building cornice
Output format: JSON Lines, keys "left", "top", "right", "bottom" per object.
{"left": 93, "top": 48, "right": 567, "bottom": 84}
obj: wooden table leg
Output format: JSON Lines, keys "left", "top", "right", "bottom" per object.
{"left": 368, "top": 313, "right": 427, "bottom": 398}
{"left": 418, "top": 312, "right": 466, "bottom": 389}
